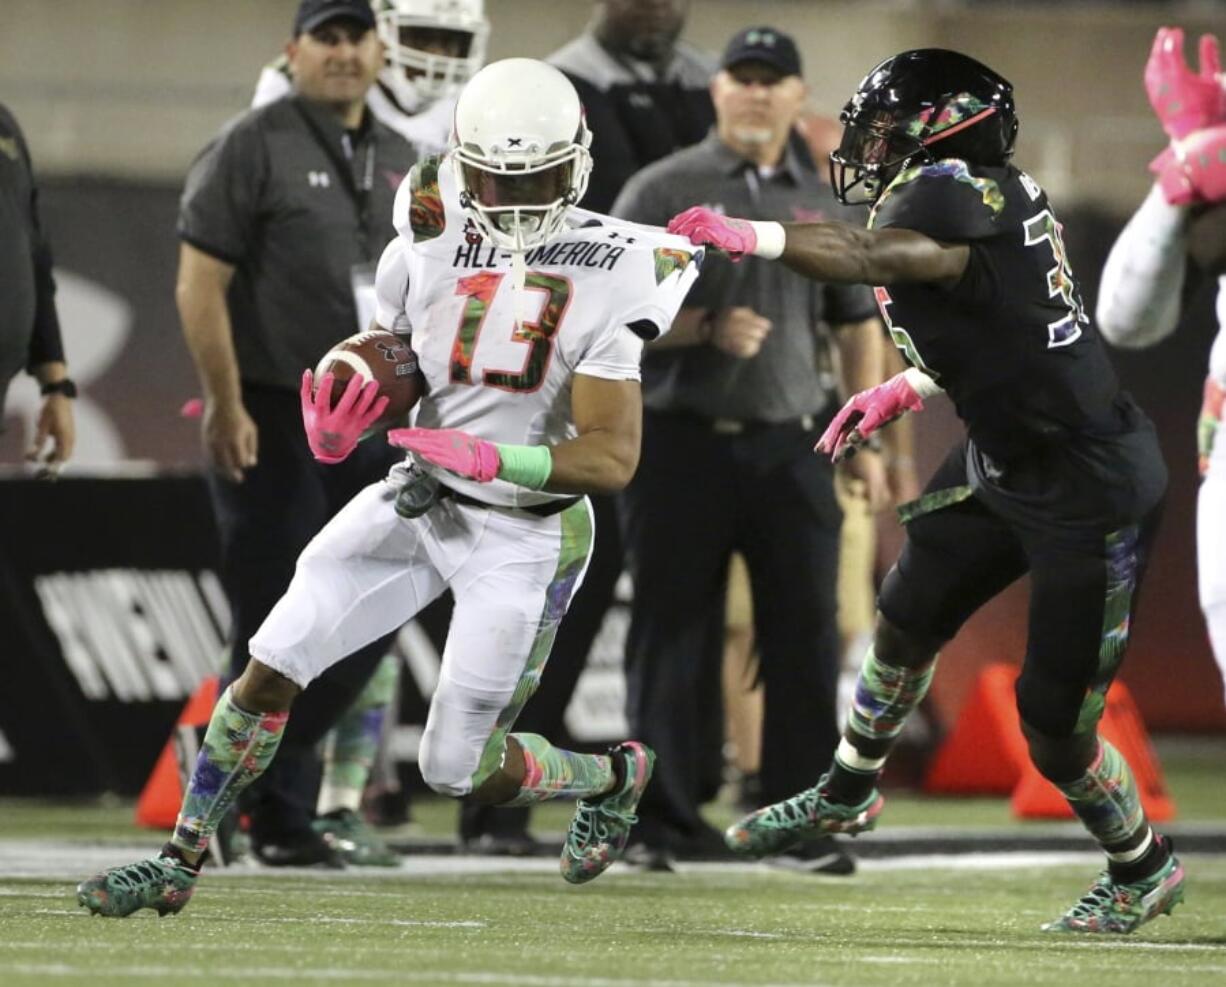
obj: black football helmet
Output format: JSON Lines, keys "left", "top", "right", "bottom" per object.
{"left": 830, "top": 48, "right": 1019, "bottom": 205}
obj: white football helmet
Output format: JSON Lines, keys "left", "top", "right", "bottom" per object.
{"left": 374, "top": 0, "right": 488, "bottom": 109}
{"left": 452, "top": 59, "right": 593, "bottom": 253}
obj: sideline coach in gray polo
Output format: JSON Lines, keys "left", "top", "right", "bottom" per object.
{"left": 174, "top": 0, "right": 416, "bottom": 863}
{"left": 611, "top": 26, "right": 888, "bottom": 871}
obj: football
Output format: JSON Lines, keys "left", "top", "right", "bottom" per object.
{"left": 314, "top": 330, "right": 425, "bottom": 426}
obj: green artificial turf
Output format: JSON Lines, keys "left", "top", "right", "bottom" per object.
{"left": 1, "top": 861, "right": 1223, "bottom": 986}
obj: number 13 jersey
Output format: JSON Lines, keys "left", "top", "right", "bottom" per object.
{"left": 374, "top": 154, "right": 704, "bottom": 507}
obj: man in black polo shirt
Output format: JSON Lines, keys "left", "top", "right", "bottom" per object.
{"left": 0, "top": 102, "right": 75, "bottom": 474}
{"left": 174, "top": 0, "right": 416, "bottom": 866}
{"left": 611, "top": 27, "right": 888, "bottom": 872}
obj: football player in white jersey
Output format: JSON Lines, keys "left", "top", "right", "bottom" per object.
{"left": 253, "top": 0, "right": 488, "bottom": 156}
{"left": 78, "top": 58, "right": 704, "bottom": 916}
{"left": 251, "top": 0, "right": 490, "bottom": 861}
{"left": 1098, "top": 27, "right": 1226, "bottom": 706}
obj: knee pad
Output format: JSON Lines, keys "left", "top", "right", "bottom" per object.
{"left": 417, "top": 731, "right": 476, "bottom": 798}
{"left": 418, "top": 678, "right": 510, "bottom": 798}
{"left": 1015, "top": 664, "right": 1092, "bottom": 747}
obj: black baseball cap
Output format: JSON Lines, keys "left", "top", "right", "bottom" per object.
{"left": 293, "top": 0, "right": 376, "bottom": 36}
{"left": 721, "top": 26, "right": 803, "bottom": 78}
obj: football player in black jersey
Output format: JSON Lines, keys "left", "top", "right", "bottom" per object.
{"left": 668, "top": 48, "right": 1184, "bottom": 934}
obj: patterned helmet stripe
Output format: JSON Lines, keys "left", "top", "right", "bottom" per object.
{"left": 922, "top": 106, "right": 997, "bottom": 147}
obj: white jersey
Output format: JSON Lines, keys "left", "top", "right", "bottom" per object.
{"left": 252, "top": 61, "right": 453, "bottom": 157}
{"left": 374, "top": 154, "right": 704, "bottom": 507}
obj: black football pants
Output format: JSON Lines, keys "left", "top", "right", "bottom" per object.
{"left": 621, "top": 410, "right": 844, "bottom": 851}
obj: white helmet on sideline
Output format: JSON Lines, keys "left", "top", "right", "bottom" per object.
{"left": 374, "top": 0, "right": 489, "bottom": 109}
{"left": 452, "top": 59, "right": 593, "bottom": 253}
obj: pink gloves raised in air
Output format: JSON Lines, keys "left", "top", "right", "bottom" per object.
{"left": 816, "top": 372, "right": 926, "bottom": 463}
{"left": 667, "top": 207, "right": 758, "bottom": 260}
{"left": 300, "top": 370, "right": 389, "bottom": 465}
{"left": 1146, "top": 28, "right": 1225, "bottom": 141}
{"left": 1146, "top": 27, "right": 1226, "bottom": 205}
{"left": 387, "top": 427, "right": 501, "bottom": 483}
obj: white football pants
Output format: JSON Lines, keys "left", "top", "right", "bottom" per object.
{"left": 249, "top": 474, "right": 594, "bottom": 796}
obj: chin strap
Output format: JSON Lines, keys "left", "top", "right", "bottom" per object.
{"left": 511, "top": 250, "right": 530, "bottom": 328}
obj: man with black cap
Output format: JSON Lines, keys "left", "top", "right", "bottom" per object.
{"left": 609, "top": 26, "right": 889, "bottom": 874}
{"left": 166, "top": 0, "right": 416, "bottom": 868}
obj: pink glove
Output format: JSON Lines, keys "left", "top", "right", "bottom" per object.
{"left": 387, "top": 427, "right": 501, "bottom": 483}
{"left": 1145, "top": 27, "right": 1226, "bottom": 141}
{"left": 300, "top": 370, "right": 389, "bottom": 465}
{"left": 666, "top": 207, "right": 757, "bottom": 260}
{"left": 1153, "top": 123, "right": 1226, "bottom": 205}
{"left": 816, "top": 373, "right": 925, "bottom": 463}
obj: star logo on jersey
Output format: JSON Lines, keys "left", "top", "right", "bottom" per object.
{"left": 652, "top": 247, "right": 694, "bottom": 284}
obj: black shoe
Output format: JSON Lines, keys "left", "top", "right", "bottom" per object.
{"left": 461, "top": 831, "right": 546, "bottom": 857}
{"left": 458, "top": 803, "right": 542, "bottom": 856}
{"left": 363, "top": 786, "right": 411, "bottom": 828}
{"left": 766, "top": 837, "right": 856, "bottom": 876}
{"left": 253, "top": 828, "right": 345, "bottom": 869}
{"left": 622, "top": 841, "right": 677, "bottom": 873}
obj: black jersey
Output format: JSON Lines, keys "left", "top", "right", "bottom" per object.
{"left": 869, "top": 159, "right": 1165, "bottom": 526}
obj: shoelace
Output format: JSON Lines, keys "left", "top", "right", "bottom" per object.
{"left": 1064, "top": 874, "right": 1121, "bottom": 919}
{"left": 761, "top": 788, "right": 822, "bottom": 830}
{"left": 568, "top": 801, "right": 638, "bottom": 852}
{"left": 110, "top": 858, "right": 177, "bottom": 891}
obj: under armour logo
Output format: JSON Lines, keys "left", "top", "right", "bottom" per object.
{"left": 308, "top": 171, "right": 331, "bottom": 188}
{"left": 608, "top": 232, "right": 636, "bottom": 244}
{"left": 507, "top": 137, "right": 523, "bottom": 147}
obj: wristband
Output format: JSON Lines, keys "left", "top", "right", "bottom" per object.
{"left": 748, "top": 221, "right": 786, "bottom": 260}
{"left": 494, "top": 443, "right": 553, "bottom": 490}
{"left": 40, "top": 378, "right": 78, "bottom": 398}
{"left": 902, "top": 367, "right": 943, "bottom": 399}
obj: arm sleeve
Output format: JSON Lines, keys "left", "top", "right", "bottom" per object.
{"left": 374, "top": 236, "right": 412, "bottom": 333}
{"left": 17, "top": 121, "right": 64, "bottom": 369}
{"left": 177, "top": 117, "right": 266, "bottom": 264}
{"left": 824, "top": 280, "right": 880, "bottom": 325}
{"left": 1096, "top": 184, "right": 1187, "bottom": 349}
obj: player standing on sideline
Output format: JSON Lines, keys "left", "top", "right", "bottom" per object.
{"left": 78, "top": 58, "right": 704, "bottom": 917}
{"left": 255, "top": 0, "right": 488, "bottom": 157}
{"left": 1098, "top": 26, "right": 1226, "bottom": 706}
{"left": 669, "top": 48, "right": 1185, "bottom": 934}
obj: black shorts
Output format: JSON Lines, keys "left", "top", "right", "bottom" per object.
{"left": 878, "top": 441, "right": 1165, "bottom": 738}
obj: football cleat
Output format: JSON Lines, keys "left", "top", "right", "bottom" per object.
{"left": 313, "top": 808, "right": 400, "bottom": 867}
{"left": 725, "top": 772, "right": 884, "bottom": 858}
{"left": 77, "top": 847, "right": 199, "bottom": 918}
{"left": 560, "top": 741, "right": 655, "bottom": 885}
{"left": 1042, "top": 851, "right": 1185, "bottom": 934}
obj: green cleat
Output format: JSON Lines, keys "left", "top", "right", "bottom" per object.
{"left": 313, "top": 809, "right": 400, "bottom": 867}
{"left": 560, "top": 741, "right": 655, "bottom": 885}
{"left": 1042, "top": 851, "right": 1185, "bottom": 934}
{"left": 77, "top": 848, "right": 199, "bottom": 918}
{"left": 725, "top": 772, "right": 884, "bottom": 858}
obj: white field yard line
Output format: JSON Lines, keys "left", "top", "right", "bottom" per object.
{"left": 0, "top": 964, "right": 839, "bottom": 987}
{"left": 0, "top": 840, "right": 1114, "bottom": 879}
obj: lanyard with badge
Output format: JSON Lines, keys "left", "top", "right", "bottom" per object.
{"left": 293, "top": 100, "right": 380, "bottom": 332}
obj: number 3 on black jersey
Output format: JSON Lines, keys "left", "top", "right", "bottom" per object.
{"left": 1023, "top": 208, "right": 1088, "bottom": 349}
